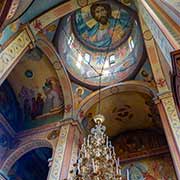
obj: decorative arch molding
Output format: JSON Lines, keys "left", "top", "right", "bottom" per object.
{"left": 76, "top": 81, "right": 156, "bottom": 122}
{"left": 0, "top": 0, "right": 20, "bottom": 31}
{"left": 1, "top": 139, "right": 53, "bottom": 174}
{"left": 36, "top": 34, "right": 74, "bottom": 119}
{"left": 29, "top": 0, "right": 99, "bottom": 36}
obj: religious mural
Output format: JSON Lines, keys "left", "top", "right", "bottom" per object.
{"left": 57, "top": 1, "right": 145, "bottom": 87}
{"left": 113, "top": 130, "right": 167, "bottom": 160}
{"left": 0, "top": 0, "right": 65, "bottom": 45}
{"left": 43, "top": 20, "right": 60, "bottom": 41}
{"left": 121, "top": 154, "right": 176, "bottom": 180}
{"left": 82, "top": 92, "right": 162, "bottom": 137}
{"left": 73, "top": 1, "right": 133, "bottom": 51}
{"left": 6, "top": 48, "right": 64, "bottom": 130}
{"left": 18, "top": 77, "right": 63, "bottom": 121}
{"left": 72, "top": 83, "right": 92, "bottom": 110}
{"left": 0, "top": 0, "right": 178, "bottom": 179}
{"left": 135, "top": 59, "right": 156, "bottom": 90}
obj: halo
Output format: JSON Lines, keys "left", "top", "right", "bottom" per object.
{"left": 76, "top": 86, "right": 84, "bottom": 95}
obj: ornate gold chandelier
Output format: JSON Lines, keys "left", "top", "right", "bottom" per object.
{"left": 69, "top": 114, "right": 124, "bottom": 180}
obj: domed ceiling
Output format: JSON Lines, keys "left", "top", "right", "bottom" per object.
{"left": 82, "top": 91, "right": 162, "bottom": 138}
{"left": 57, "top": 1, "right": 145, "bottom": 88}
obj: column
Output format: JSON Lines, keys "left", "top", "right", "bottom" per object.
{"left": 47, "top": 120, "right": 82, "bottom": 180}
{"left": 139, "top": 16, "right": 180, "bottom": 178}
{"left": 154, "top": 93, "right": 180, "bottom": 178}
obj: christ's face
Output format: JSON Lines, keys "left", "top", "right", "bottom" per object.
{"left": 94, "top": 6, "right": 109, "bottom": 25}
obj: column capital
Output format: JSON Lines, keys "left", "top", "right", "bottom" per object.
{"left": 56, "top": 118, "right": 85, "bottom": 136}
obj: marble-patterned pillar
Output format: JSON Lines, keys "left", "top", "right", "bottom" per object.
{"left": 139, "top": 16, "right": 180, "bottom": 178}
{"left": 47, "top": 120, "right": 82, "bottom": 180}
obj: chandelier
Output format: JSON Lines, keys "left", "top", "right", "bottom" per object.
{"left": 68, "top": 114, "right": 127, "bottom": 180}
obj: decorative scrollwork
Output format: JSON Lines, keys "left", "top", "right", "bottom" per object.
{"left": 0, "top": 30, "right": 31, "bottom": 81}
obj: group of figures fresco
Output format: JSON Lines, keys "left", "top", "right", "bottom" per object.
{"left": 113, "top": 130, "right": 167, "bottom": 158}
{"left": 18, "top": 77, "right": 64, "bottom": 121}
{"left": 122, "top": 154, "right": 176, "bottom": 180}
{"left": 0, "top": 77, "right": 64, "bottom": 131}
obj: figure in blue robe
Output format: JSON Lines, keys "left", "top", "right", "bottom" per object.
{"left": 75, "top": 2, "right": 131, "bottom": 48}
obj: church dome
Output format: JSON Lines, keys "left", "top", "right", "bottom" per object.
{"left": 56, "top": 1, "right": 145, "bottom": 88}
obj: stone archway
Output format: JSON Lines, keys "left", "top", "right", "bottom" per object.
{"left": 76, "top": 81, "right": 156, "bottom": 122}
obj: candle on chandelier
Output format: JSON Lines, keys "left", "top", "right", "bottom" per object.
{"left": 106, "top": 136, "right": 108, "bottom": 147}
{"left": 87, "top": 135, "right": 90, "bottom": 146}
{"left": 77, "top": 162, "right": 81, "bottom": 174}
{"left": 127, "top": 169, "right": 130, "bottom": 180}
{"left": 109, "top": 141, "right": 112, "bottom": 147}
{"left": 92, "top": 159, "right": 95, "bottom": 172}
{"left": 119, "top": 168, "right": 122, "bottom": 175}
{"left": 116, "top": 158, "right": 119, "bottom": 174}
{"left": 112, "top": 147, "right": 115, "bottom": 156}
{"left": 84, "top": 137, "right": 86, "bottom": 145}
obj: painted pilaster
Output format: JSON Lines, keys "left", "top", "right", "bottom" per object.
{"left": 154, "top": 93, "right": 180, "bottom": 178}
{"left": 139, "top": 16, "right": 180, "bottom": 178}
{"left": 48, "top": 120, "right": 82, "bottom": 180}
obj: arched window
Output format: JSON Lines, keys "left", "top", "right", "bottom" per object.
{"left": 84, "top": 53, "right": 91, "bottom": 64}
{"left": 109, "top": 55, "right": 116, "bottom": 66}
{"left": 128, "top": 36, "right": 134, "bottom": 52}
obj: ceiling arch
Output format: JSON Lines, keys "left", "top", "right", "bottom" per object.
{"left": 77, "top": 81, "right": 156, "bottom": 121}
{"left": 4, "top": 34, "right": 74, "bottom": 131}
{"left": 36, "top": 34, "right": 74, "bottom": 119}
{"left": 77, "top": 81, "right": 160, "bottom": 137}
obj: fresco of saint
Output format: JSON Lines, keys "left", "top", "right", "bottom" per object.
{"left": 75, "top": 1, "right": 132, "bottom": 50}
